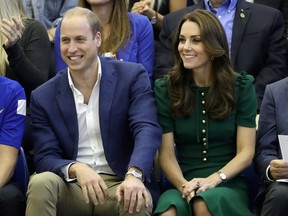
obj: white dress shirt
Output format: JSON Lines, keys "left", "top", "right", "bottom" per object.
{"left": 62, "top": 57, "right": 115, "bottom": 181}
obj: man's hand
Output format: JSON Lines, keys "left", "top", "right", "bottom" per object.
{"left": 69, "top": 163, "right": 109, "bottom": 206}
{"left": 270, "top": 159, "right": 288, "bottom": 180}
{"left": 116, "top": 175, "right": 151, "bottom": 214}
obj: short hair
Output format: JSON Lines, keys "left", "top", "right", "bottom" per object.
{"left": 62, "top": 7, "right": 101, "bottom": 39}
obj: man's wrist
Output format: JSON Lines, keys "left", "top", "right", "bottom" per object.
{"left": 266, "top": 165, "right": 274, "bottom": 182}
{"left": 126, "top": 166, "right": 144, "bottom": 182}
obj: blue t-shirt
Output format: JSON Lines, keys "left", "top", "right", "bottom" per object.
{"left": 0, "top": 76, "right": 26, "bottom": 150}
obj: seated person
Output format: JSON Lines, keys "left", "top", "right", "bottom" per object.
{"left": 25, "top": 7, "right": 161, "bottom": 216}
{"left": 154, "top": 0, "right": 288, "bottom": 110}
{"left": 0, "top": 76, "right": 26, "bottom": 216}
{"left": 153, "top": 9, "right": 257, "bottom": 216}
{"left": 1, "top": 0, "right": 51, "bottom": 174}
{"left": 254, "top": 77, "right": 288, "bottom": 216}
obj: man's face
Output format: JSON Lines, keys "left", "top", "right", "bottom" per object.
{"left": 60, "top": 15, "right": 101, "bottom": 73}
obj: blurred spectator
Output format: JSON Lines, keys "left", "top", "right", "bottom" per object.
{"left": 254, "top": 77, "right": 288, "bottom": 216}
{"left": 0, "top": 0, "right": 51, "bottom": 174}
{"left": 55, "top": 0, "right": 155, "bottom": 85}
{"left": 22, "top": 0, "right": 77, "bottom": 42}
{"left": 0, "top": 76, "right": 26, "bottom": 216}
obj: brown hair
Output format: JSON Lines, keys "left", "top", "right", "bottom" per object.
{"left": 78, "top": 0, "right": 130, "bottom": 55}
{"left": 168, "top": 9, "right": 235, "bottom": 119}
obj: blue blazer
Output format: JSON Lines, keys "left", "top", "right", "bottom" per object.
{"left": 30, "top": 57, "right": 161, "bottom": 199}
{"left": 254, "top": 77, "right": 288, "bottom": 207}
{"left": 54, "top": 13, "right": 155, "bottom": 84}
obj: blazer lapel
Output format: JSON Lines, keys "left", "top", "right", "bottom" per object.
{"left": 56, "top": 71, "right": 79, "bottom": 144}
{"left": 231, "top": 0, "right": 251, "bottom": 66}
{"left": 98, "top": 58, "right": 118, "bottom": 149}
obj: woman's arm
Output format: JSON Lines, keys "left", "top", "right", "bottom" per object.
{"left": 182, "top": 126, "right": 256, "bottom": 202}
{"left": 159, "top": 132, "right": 188, "bottom": 191}
{"left": 4, "top": 19, "right": 51, "bottom": 89}
{"left": 214, "top": 126, "right": 256, "bottom": 180}
{"left": 0, "top": 145, "right": 18, "bottom": 188}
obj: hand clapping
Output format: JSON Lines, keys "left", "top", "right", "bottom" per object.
{"left": 1, "top": 17, "right": 22, "bottom": 48}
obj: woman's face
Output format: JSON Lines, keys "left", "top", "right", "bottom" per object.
{"left": 178, "top": 21, "right": 211, "bottom": 72}
{"left": 87, "top": 0, "right": 112, "bottom": 5}
{"left": 87, "top": 0, "right": 111, "bottom": 5}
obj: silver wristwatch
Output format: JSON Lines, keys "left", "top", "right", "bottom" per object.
{"left": 217, "top": 170, "right": 227, "bottom": 182}
{"left": 125, "top": 169, "right": 144, "bottom": 182}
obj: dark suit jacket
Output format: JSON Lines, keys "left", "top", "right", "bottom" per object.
{"left": 154, "top": 0, "right": 288, "bottom": 109}
{"left": 254, "top": 77, "right": 288, "bottom": 211}
{"left": 30, "top": 57, "right": 162, "bottom": 200}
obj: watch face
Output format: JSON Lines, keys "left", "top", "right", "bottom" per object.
{"left": 133, "top": 170, "right": 141, "bottom": 178}
{"left": 150, "top": 17, "right": 157, "bottom": 24}
{"left": 220, "top": 173, "right": 227, "bottom": 181}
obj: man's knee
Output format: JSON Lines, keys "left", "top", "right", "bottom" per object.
{"left": 265, "top": 182, "right": 288, "bottom": 204}
{"left": 27, "top": 172, "right": 63, "bottom": 198}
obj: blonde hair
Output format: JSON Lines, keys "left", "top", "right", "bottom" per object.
{"left": 0, "top": 0, "right": 26, "bottom": 76}
{"left": 78, "top": 0, "right": 130, "bottom": 55}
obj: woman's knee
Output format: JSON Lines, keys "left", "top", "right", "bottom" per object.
{"left": 192, "top": 197, "right": 212, "bottom": 216}
{"left": 159, "top": 206, "right": 177, "bottom": 216}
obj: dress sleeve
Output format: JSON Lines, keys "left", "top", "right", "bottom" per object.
{"left": 154, "top": 78, "right": 174, "bottom": 133}
{"left": 235, "top": 72, "right": 257, "bottom": 128}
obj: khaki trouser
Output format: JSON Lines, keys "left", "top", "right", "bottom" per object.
{"left": 25, "top": 172, "right": 152, "bottom": 216}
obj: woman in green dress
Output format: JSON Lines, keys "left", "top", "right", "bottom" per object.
{"left": 153, "top": 9, "right": 257, "bottom": 216}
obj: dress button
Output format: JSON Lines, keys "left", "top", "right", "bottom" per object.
{"left": 203, "top": 158, "right": 207, "bottom": 162}
{"left": 202, "top": 129, "right": 206, "bottom": 134}
{"left": 202, "top": 100, "right": 205, "bottom": 105}
{"left": 203, "top": 142, "right": 207, "bottom": 146}
{"left": 203, "top": 150, "right": 207, "bottom": 154}
{"left": 203, "top": 138, "right": 206, "bottom": 141}
{"left": 202, "top": 110, "right": 206, "bottom": 115}
{"left": 202, "top": 120, "right": 206, "bottom": 124}
{"left": 201, "top": 92, "right": 205, "bottom": 96}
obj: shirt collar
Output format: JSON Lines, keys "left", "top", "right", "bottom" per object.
{"left": 205, "top": 0, "right": 237, "bottom": 12}
{"left": 68, "top": 56, "right": 102, "bottom": 92}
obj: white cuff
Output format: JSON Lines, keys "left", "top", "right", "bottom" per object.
{"left": 266, "top": 165, "right": 274, "bottom": 182}
{"left": 61, "top": 162, "right": 77, "bottom": 182}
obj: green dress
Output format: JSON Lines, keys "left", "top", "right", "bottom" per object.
{"left": 153, "top": 72, "right": 257, "bottom": 216}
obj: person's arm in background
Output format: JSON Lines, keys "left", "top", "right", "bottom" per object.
{"left": 0, "top": 145, "right": 19, "bottom": 188}
{"left": 131, "top": 0, "right": 190, "bottom": 29}
{"left": 254, "top": 82, "right": 288, "bottom": 181}
{"left": 2, "top": 18, "right": 50, "bottom": 89}
{"left": 169, "top": 0, "right": 187, "bottom": 12}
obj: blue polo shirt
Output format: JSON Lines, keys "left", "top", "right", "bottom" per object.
{"left": 0, "top": 76, "right": 26, "bottom": 150}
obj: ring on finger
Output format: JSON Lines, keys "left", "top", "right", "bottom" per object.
{"left": 196, "top": 181, "right": 201, "bottom": 187}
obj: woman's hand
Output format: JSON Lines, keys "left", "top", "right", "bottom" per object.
{"left": 181, "top": 174, "right": 221, "bottom": 202}
{"left": 1, "top": 17, "right": 22, "bottom": 48}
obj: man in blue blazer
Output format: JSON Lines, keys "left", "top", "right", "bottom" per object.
{"left": 254, "top": 77, "right": 288, "bottom": 216}
{"left": 154, "top": 0, "right": 288, "bottom": 110}
{"left": 26, "top": 7, "right": 161, "bottom": 216}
